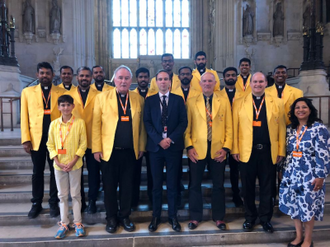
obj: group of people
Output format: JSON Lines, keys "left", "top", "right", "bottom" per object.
{"left": 20, "top": 51, "right": 329, "bottom": 247}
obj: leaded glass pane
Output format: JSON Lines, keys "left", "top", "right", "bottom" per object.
{"left": 130, "top": 29, "right": 138, "bottom": 58}
{"left": 148, "top": 0, "right": 155, "bottom": 26}
{"left": 156, "top": 29, "right": 164, "bottom": 55}
{"left": 122, "top": 28, "right": 129, "bottom": 58}
{"left": 113, "top": 28, "right": 121, "bottom": 58}
{"left": 130, "top": 0, "right": 137, "bottom": 26}
{"left": 173, "top": 29, "right": 181, "bottom": 58}
{"left": 148, "top": 29, "right": 155, "bottom": 55}
{"left": 139, "top": 0, "right": 147, "bottom": 27}
{"left": 156, "top": 0, "right": 163, "bottom": 27}
{"left": 165, "top": 29, "right": 172, "bottom": 54}
{"left": 113, "top": 0, "right": 120, "bottom": 26}
{"left": 121, "top": 0, "right": 129, "bottom": 26}
{"left": 165, "top": 0, "right": 172, "bottom": 27}
{"left": 182, "top": 29, "right": 189, "bottom": 58}
{"left": 140, "top": 29, "right": 147, "bottom": 55}
{"left": 182, "top": 0, "right": 189, "bottom": 27}
{"left": 173, "top": 0, "right": 181, "bottom": 27}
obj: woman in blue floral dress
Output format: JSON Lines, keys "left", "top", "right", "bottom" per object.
{"left": 279, "top": 98, "right": 330, "bottom": 247}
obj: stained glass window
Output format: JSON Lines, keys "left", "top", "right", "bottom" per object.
{"left": 112, "top": 0, "right": 190, "bottom": 59}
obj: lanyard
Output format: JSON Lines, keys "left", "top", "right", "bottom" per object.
{"left": 59, "top": 116, "right": 75, "bottom": 149}
{"left": 118, "top": 92, "right": 128, "bottom": 115}
{"left": 296, "top": 126, "right": 307, "bottom": 151}
{"left": 252, "top": 96, "right": 265, "bottom": 120}
{"left": 205, "top": 107, "right": 212, "bottom": 121}
{"left": 42, "top": 89, "right": 51, "bottom": 109}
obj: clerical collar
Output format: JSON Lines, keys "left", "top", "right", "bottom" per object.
{"left": 140, "top": 89, "right": 146, "bottom": 93}
{"left": 81, "top": 89, "right": 86, "bottom": 93}
{"left": 182, "top": 87, "right": 189, "bottom": 91}
{"left": 226, "top": 88, "right": 235, "bottom": 92}
{"left": 96, "top": 83, "right": 103, "bottom": 87}
{"left": 199, "top": 68, "right": 205, "bottom": 74}
{"left": 79, "top": 87, "right": 89, "bottom": 93}
{"left": 252, "top": 93, "right": 265, "bottom": 100}
{"left": 275, "top": 83, "right": 285, "bottom": 89}
{"left": 64, "top": 85, "right": 69, "bottom": 88}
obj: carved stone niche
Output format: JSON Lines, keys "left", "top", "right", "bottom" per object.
{"left": 257, "top": 32, "right": 271, "bottom": 41}
{"left": 37, "top": 28, "right": 46, "bottom": 38}
{"left": 23, "top": 32, "right": 33, "bottom": 44}
{"left": 50, "top": 33, "right": 61, "bottom": 45}
{"left": 273, "top": 35, "right": 284, "bottom": 46}
{"left": 243, "top": 35, "right": 254, "bottom": 46}
{"left": 287, "top": 31, "right": 302, "bottom": 41}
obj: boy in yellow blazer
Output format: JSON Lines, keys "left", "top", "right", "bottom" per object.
{"left": 21, "top": 62, "right": 65, "bottom": 219}
{"left": 65, "top": 66, "right": 100, "bottom": 214}
{"left": 265, "top": 65, "right": 303, "bottom": 124}
{"left": 232, "top": 72, "right": 286, "bottom": 233}
{"left": 58, "top": 65, "right": 76, "bottom": 92}
{"left": 185, "top": 72, "right": 232, "bottom": 231}
{"left": 92, "top": 65, "right": 146, "bottom": 234}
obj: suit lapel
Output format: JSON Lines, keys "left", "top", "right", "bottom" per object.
{"left": 35, "top": 85, "right": 43, "bottom": 110}
{"left": 50, "top": 86, "right": 57, "bottom": 114}
{"left": 212, "top": 93, "right": 221, "bottom": 116}
{"left": 282, "top": 84, "right": 291, "bottom": 104}
{"left": 129, "top": 92, "right": 136, "bottom": 119}
{"left": 196, "top": 94, "right": 206, "bottom": 121}
{"left": 244, "top": 94, "right": 253, "bottom": 122}
{"left": 265, "top": 94, "right": 273, "bottom": 125}
{"left": 109, "top": 89, "right": 118, "bottom": 116}
{"left": 168, "top": 93, "right": 174, "bottom": 117}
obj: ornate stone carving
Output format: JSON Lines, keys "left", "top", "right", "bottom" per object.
{"left": 50, "top": 0, "right": 61, "bottom": 34}
{"left": 52, "top": 47, "right": 63, "bottom": 75}
{"left": 273, "top": 35, "right": 284, "bottom": 46}
{"left": 257, "top": 32, "right": 271, "bottom": 41}
{"left": 37, "top": 28, "right": 46, "bottom": 38}
{"left": 273, "top": 2, "right": 284, "bottom": 37}
{"left": 287, "top": 32, "right": 301, "bottom": 41}
{"left": 243, "top": 4, "right": 254, "bottom": 37}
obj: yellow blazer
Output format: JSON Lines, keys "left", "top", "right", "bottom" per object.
{"left": 92, "top": 88, "right": 146, "bottom": 161}
{"left": 232, "top": 92, "right": 286, "bottom": 164}
{"left": 185, "top": 92, "right": 233, "bottom": 160}
{"left": 236, "top": 74, "right": 252, "bottom": 94}
{"left": 219, "top": 88, "right": 245, "bottom": 108}
{"left": 191, "top": 68, "right": 220, "bottom": 92}
{"left": 21, "top": 84, "right": 65, "bottom": 150}
{"left": 171, "top": 86, "right": 201, "bottom": 104}
{"left": 131, "top": 87, "right": 157, "bottom": 99}
{"left": 65, "top": 87, "right": 100, "bottom": 149}
{"left": 265, "top": 84, "right": 303, "bottom": 125}
{"left": 58, "top": 83, "right": 76, "bottom": 92}
{"left": 149, "top": 73, "right": 181, "bottom": 93}
{"left": 90, "top": 83, "right": 114, "bottom": 92}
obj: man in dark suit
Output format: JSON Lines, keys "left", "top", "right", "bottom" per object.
{"left": 144, "top": 70, "right": 188, "bottom": 232}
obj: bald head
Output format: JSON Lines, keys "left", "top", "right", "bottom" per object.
{"left": 200, "top": 72, "right": 216, "bottom": 97}
{"left": 250, "top": 72, "right": 267, "bottom": 96}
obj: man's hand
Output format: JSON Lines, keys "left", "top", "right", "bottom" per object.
{"left": 232, "top": 154, "right": 240, "bottom": 162}
{"left": 276, "top": 155, "right": 285, "bottom": 164}
{"left": 138, "top": 151, "right": 144, "bottom": 159}
{"left": 94, "top": 152, "right": 103, "bottom": 162}
{"left": 214, "top": 149, "right": 227, "bottom": 163}
{"left": 312, "top": 178, "right": 325, "bottom": 191}
{"left": 159, "top": 138, "right": 171, "bottom": 149}
{"left": 22, "top": 141, "right": 32, "bottom": 154}
{"left": 188, "top": 148, "right": 198, "bottom": 163}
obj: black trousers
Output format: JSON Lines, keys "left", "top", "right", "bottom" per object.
{"left": 100, "top": 148, "right": 136, "bottom": 220}
{"left": 228, "top": 154, "right": 240, "bottom": 196}
{"left": 85, "top": 148, "right": 101, "bottom": 201}
{"left": 239, "top": 147, "right": 276, "bottom": 223}
{"left": 132, "top": 152, "right": 151, "bottom": 207}
{"left": 30, "top": 133, "right": 58, "bottom": 205}
{"left": 149, "top": 148, "right": 182, "bottom": 218}
{"left": 189, "top": 143, "right": 226, "bottom": 221}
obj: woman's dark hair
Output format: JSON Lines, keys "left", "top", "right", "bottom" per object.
{"left": 289, "top": 97, "right": 322, "bottom": 128}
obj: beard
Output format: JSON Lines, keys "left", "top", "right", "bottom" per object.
{"left": 94, "top": 76, "right": 104, "bottom": 83}
{"left": 181, "top": 78, "right": 191, "bottom": 85}
{"left": 138, "top": 80, "right": 148, "bottom": 88}
{"left": 197, "top": 63, "right": 206, "bottom": 70}
{"left": 224, "top": 79, "right": 236, "bottom": 86}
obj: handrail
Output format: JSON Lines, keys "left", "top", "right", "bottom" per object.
{"left": 306, "top": 95, "right": 330, "bottom": 127}
{"left": 25, "top": 79, "right": 39, "bottom": 88}
{"left": 0, "top": 96, "right": 21, "bottom": 131}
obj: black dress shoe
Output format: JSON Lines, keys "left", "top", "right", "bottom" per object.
{"left": 216, "top": 220, "right": 227, "bottom": 230}
{"left": 87, "top": 200, "right": 96, "bottom": 214}
{"left": 120, "top": 217, "right": 135, "bottom": 232}
{"left": 49, "top": 204, "right": 60, "bottom": 218}
{"left": 28, "top": 203, "right": 43, "bottom": 219}
{"left": 168, "top": 217, "right": 181, "bottom": 232}
{"left": 106, "top": 217, "right": 118, "bottom": 233}
{"left": 287, "top": 239, "right": 304, "bottom": 247}
{"left": 148, "top": 217, "right": 160, "bottom": 232}
{"left": 242, "top": 220, "right": 254, "bottom": 232}
{"left": 262, "top": 222, "right": 274, "bottom": 233}
{"left": 188, "top": 220, "right": 199, "bottom": 230}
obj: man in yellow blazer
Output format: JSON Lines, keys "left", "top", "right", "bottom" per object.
{"left": 218, "top": 67, "right": 245, "bottom": 207}
{"left": 185, "top": 72, "right": 232, "bottom": 231}
{"left": 172, "top": 66, "right": 200, "bottom": 104}
{"left": 149, "top": 53, "right": 181, "bottom": 93}
{"left": 236, "top": 58, "right": 252, "bottom": 94}
{"left": 132, "top": 67, "right": 157, "bottom": 99}
{"left": 21, "top": 62, "right": 65, "bottom": 219}
{"left": 265, "top": 65, "right": 303, "bottom": 125}
{"left": 92, "top": 65, "right": 146, "bottom": 234}
{"left": 65, "top": 66, "right": 100, "bottom": 214}
{"left": 190, "top": 51, "right": 220, "bottom": 92}
{"left": 58, "top": 65, "right": 76, "bottom": 92}
{"left": 232, "top": 72, "right": 286, "bottom": 233}
{"left": 90, "top": 65, "right": 114, "bottom": 92}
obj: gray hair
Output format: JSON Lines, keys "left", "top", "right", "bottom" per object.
{"left": 114, "top": 65, "right": 133, "bottom": 79}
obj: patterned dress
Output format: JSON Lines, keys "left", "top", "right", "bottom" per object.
{"left": 279, "top": 122, "right": 330, "bottom": 222}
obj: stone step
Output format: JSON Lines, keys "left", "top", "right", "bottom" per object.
{"left": 0, "top": 138, "right": 21, "bottom": 146}
{"left": 0, "top": 214, "right": 329, "bottom": 246}
{"left": 0, "top": 156, "right": 33, "bottom": 169}
{"left": 0, "top": 145, "right": 29, "bottom": 157}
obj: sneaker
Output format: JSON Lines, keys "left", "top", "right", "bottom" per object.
{"left": 74, "top": 223, "right": 85, "bottom": 237}
{"left": 54, "top": 222, "right": 69, "bottom": 239}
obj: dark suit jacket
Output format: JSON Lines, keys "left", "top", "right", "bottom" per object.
{"left": 144, "top": 93, "right": 188, "bottom": 152}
